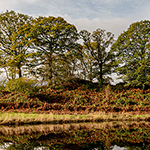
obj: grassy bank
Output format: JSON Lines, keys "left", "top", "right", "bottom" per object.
{"left": 0, "top": 79, "right": 150, "bottom": 126}
{"left": 0, "top": 81, "right": 150, "bottom": 114}
{"left": 0, "top": 112, "right": 150, "bottom": 125}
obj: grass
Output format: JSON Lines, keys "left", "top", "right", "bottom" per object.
{"left": 0, "top": 112, "right": 150, "bottom": 126}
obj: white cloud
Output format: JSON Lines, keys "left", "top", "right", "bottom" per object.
{"left": 0, "top": 0, "right": 150, "bottom": 37}
{"left": 62, "top": 15, "right": 132, "bottom": 37}
{"left": 24, "top": 0, "right": 38, "bottom": 4}
{"left": 0, "top": 0, "right": 17, "bottom": 12}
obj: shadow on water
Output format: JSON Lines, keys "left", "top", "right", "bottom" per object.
{"left": 0, "top": 121, "right": 150, "bottom": 150}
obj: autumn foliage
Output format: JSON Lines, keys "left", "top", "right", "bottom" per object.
{"left": 0, "top": 78, "right": 149, "bottom": 114}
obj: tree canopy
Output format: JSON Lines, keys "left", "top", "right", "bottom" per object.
{"left": 0, "top": 10, "right": 149, "bottom": 88}
{"left": 24, "top": 16, "right": 79, "bottom": 84}
{"left": 112, "top": 20, "right": 150, "bottom": 88}
{"left": 80, "top": 29, "right": 115, "bottom": 85}
{"left": 0, "top": 10, "right": 32, "bottom": 79}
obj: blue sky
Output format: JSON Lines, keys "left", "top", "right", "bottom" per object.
{"left": 1, "top": 0, "right": 150, "bottom": 37}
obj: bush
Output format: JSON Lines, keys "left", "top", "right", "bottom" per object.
{"left": 0, "top": 85, "right": 4, "bottom": 92}
{"left": 0, "top": 79, "right": 6, "bottom": 93}
{"left": 5, "top": 77, "right": 38, "bottom": 95}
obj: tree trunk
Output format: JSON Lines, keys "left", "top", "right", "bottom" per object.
{"left": 47, "top": 55, "right": 53, "bottom": 86}
{"left": 17, "top": 65, "right": 22, "bottom": 78}
{"left": 99, "top": 60, "right": 103, "bottom": 86}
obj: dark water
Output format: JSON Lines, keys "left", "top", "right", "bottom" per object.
{"left": 0, "top": 121, "right": 150, "bottom": 150}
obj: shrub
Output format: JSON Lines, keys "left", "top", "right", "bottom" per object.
{"left": 5, "top": 77, "right": 38, "bottom": 95}
{"left": 0, "top": 79, "right": 6, "bottom": 93}
{"left": 0, "top": 85, "right": 4, "bottom": 93}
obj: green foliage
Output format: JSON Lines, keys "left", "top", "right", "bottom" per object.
{"left": 0, "top": 79, "right": 5, "bottom": 92}
{"left": 112, "top": 20, "right": 150, "bottom": 88}
{"left": 0, "top": 10, "right": 149, "bottom": 90}
{"left": 79, "top": 29, "right": 115, "bottom": 85}
{"left": 0, "top": 10, "right": 33, "bottom": 79}
{"left": 5, "top": 77, "right": 38, "bottom": 95}
{"left": 25, "top": 16, "right": 79, "bottom": 84}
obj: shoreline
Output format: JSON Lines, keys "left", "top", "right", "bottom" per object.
{"left": 0, "top": 121, "right": 150, "bottom": 135}
{"left": 0, "top": 111, "right": 150, "bottom": 126}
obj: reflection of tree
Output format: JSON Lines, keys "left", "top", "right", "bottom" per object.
{"left": 145, "top": 144, "right": 150, "bottom": 150}
{"left": 0, "top": 123, "right": 149, "bottom": 150}
{"left": 7, "top": 143, "right": 49, "bottom": 150}
{"left": 105, "top": 135, "right": 111, "bottom": 150}
{"left": 125, "top": 145, "right": 150, "bottom": 150}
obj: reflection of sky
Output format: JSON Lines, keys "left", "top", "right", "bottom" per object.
{"left": 0, "top": 143, "right": 134, "bottom": 150}
{"left": 0, "top": 143, "right": 48, "bottom": 150}
{"left": 111, "top": 145, "right": 128, "bottom": 150}
{"left": 93, "top": 145, "right": 128, "bottom": 150}
{"left": 0, "top": 142, "right": 13, "bottom": 150}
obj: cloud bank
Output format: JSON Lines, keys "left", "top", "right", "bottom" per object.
{"left": 0, "top": 0, "right": 150, "bottom": 37}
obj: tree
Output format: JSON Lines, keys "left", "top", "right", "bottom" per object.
{"left": 25, "top": 16, "right": 78, "bottom": 84}
{"left": 112, "top": 20, "right": 150, "bottom": 89}
{"left": 0, "top": 10, "right": 32, "bottom": 79}
{"left": 79, "top": 29, "right": 115, "bottom": 85}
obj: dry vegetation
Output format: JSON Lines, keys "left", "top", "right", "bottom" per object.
{"left": 0, "top": 78, "right": 150, "bottom": 125}
{"left": 0, "top": 121, "right": 150, "bottom": 136}
{"left": 0, "top": 112, "right": 150, "bottom": 125}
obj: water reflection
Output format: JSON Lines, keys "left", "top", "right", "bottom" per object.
{"left": 93, "top": 145, "right": 128, "bottom": 150}
{"left": 111, "top": 145, "right": 128, "bottom": 150}
{"left": 0, "top": 121, "right": 150, "bottom": 150}
{"left": 0, "top": 142, "right": 13, "bottom": 150}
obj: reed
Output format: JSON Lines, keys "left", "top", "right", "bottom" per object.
{"left": 0, "top": 121, "right": 149, "bottom": 136}
{"left": 105, "top": 84, "right": 110, "bottom": 101}
{"left": 0, "top": 112, "right": 149, "bottom": 125}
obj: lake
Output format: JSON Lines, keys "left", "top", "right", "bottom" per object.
{"left": 0, "top": 121, "right": 150, "bottom": 150}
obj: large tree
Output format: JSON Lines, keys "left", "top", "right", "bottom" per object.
{"left": 0, "top": 10, "right": 32, "bottom": 79}
{"left": 25, "top": 16, "right": 78, "bottom": 84}
{"left": 112, "top": 20, "right": 150, "bottom": 89}
{"left": 79, "top": 29, "right": 115, "bottom": 85}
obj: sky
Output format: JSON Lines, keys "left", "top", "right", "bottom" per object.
{"left": 0, "top": 0, "right": 150, "bottom": 83}
{"left": 0, "top": 0, "right": 150, "bottom": 38}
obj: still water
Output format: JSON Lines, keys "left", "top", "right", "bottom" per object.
{"left": 0, "top": 121, "right": 150, "bottom": 150}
